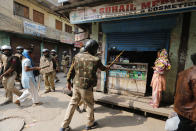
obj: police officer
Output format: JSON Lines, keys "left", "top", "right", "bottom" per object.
{"left": 40, "top": 49, "right": 56, "bottom": 93}
{"left": 50, "top": 49, "right": 60, "bottom": 83}
{"left": 61, "top": 51, "right": 70, "bottom": 77}
{"left": 60, "top": 40, "right": 109, "bottom": 131}
{"left": 0, "top": 45, "right": 22, "bottom": 105}
{"left": 15, "top": 46, "right": 24, "bottom": 60}
{"left": 15, "top": 46, "right": 24, "bottom": 89}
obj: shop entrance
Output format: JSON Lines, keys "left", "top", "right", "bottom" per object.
{"left": 108, "top": 50, "right": 158, "bottom": 96}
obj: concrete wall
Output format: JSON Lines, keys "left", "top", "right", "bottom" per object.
{"left": 0, "top": 32, "right": 10, "bottom": 46}
{"left": 0, "top": 0, "right": 74, "bottom": 42}
{"left": 185, "top": 12, "right": 196, "bottom": 69}
{"left": 163, "top": 15, "right": 183, "bottom": 103}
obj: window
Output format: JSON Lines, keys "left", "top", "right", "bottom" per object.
{"left": 33, "top": 10, "right": 44, "bottom": 25}
{"left": 14, "top": 2, "right": 29, "bottom": 19}
{"left": 56, "top": 20, "right": 62, "bottom": 31}
{"left": 65, "top": 24, "right": 72, "bottom": 33}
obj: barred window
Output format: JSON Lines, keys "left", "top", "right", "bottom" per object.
{"left": 65, "top": 24, "right": 72, "bottom": 33}
{"left": 14, "top": 2, "right": 29, "bottom": 19}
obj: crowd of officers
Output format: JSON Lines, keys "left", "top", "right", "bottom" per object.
{"left": 0, "top": 39, "right": 109, "bottom": 131}
{"left": 0, "top": 45, "right": 70, "bottom": 104}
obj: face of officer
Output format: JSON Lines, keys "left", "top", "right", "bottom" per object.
{"left": 17, "top": 49, "right": 24, "bottom": 54}
{"left": 51, "top": 52, "right": 56, "bottom": 56}
{"left": 3, "top": 49, "right": 12, "bottom": 56}
{"left": 43, "top": 51, "right": 50, "bottom": 57}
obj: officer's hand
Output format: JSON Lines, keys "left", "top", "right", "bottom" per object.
{"left": 106, "top": 65, "right": 110, "bottom": 70}
{"left": 35, "top": 67, "right": 41, "bottom": 70}
{"left": 67, "top": 82, "right": 71, "bottom": 91}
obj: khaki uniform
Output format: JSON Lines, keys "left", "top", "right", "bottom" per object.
{"left": 61, "top": 55, "right": 70, "bottom": 75}
{"left": 14, "top": 53, "right": 23, "bottom": 86}
{"left": 0, "top": 54, "right": 22, "bottom": 101}
{"left": 61, "top": 52, "right": 107, "bottom": 128}
{"left": 40, "top": 56, "right": 55, "bottom": 91}
{"left": 51, "top": 55, "right": 60, "bottom": 81}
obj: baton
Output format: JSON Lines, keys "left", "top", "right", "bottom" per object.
{"left": 40, "top": 65, "right": 50, "bottom": 69}
{"left": 109, "top": 50, "right": 125, "bottom": 68}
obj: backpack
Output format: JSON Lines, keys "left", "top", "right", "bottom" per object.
{"left": 5, "top": 56, "right": 22, "bottom": 75}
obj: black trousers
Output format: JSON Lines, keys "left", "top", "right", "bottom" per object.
{"left": 177, "top": 115, "right": 195, "bottom": 131}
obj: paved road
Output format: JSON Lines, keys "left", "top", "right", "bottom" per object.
{"left": 0, "top": 73, "right": 166, "bottom": 131}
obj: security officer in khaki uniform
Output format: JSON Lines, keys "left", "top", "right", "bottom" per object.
{"left": 15, "top": 46, "right": 24, "bottom": 89}
{"left": 60, "top": 40, "right": 109, "bottom": 131}
{"left": 61, "top": 51, "right": 70, "bottom": 77}
{"left": 40, "top": 49, "right": 56, "bottom": 93}
{"left": 50, "top": 49, "right": 60, "bottom": 83}
{"left": 0, "top": 45, "right": 22, "bottom": 105}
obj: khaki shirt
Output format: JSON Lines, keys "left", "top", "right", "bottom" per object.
{"left": 67, "top": 52, "right": 106, "bottom": 89}
{"left": 61, "top": 55, "right": 70, "bottom": 66}
{"left": 40, "top": 56, "right": 54, "bottom": 74}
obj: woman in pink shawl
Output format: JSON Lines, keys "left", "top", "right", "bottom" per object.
{"left": 150, "top": 49, "right": 171, "bottom": 108}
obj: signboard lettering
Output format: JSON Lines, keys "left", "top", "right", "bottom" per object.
{"left": 24, "top": 21, "right": 46, "bottom": 36}
{"left": 70, "top": 0, "right": 196, "bottom": 24}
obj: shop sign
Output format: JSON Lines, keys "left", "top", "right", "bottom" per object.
{"left": 60, "top": 35, "right": 74, "bottom": 44}
{"left": 70, "top": 0, "right": 196, "bottom": 24}
{"left": 24, "top": 21, "right": 46, "bottom": 36}
{"left": 74, "top": 39, "right": 89, "bottom": 47}
{"left": 75, "top": 32, "right": 89, "bottom": 41}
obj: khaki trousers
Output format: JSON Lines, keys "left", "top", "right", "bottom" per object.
{"left": 63, "top": 65, "right": 68, "bottom": 75}
{"left": 2, "top": 72, "right": 22, "bottom": 101}
{"left": 53, "top": 71, "right": 59, "bottom": 81}
{"left": 61, "top": 87, "right": 94, "bottom": 128}
{"left": 43, "top": 71, "right": 55, "bottom": 91}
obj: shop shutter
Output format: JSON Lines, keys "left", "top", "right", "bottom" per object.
{"left": 107, "top": 32, "right": 170, "bottom": 51}
{"left": 43, "top": 41, "right": 56, "bottom": 50}
{"left": 10, "top": 35, "right": 41, "bottom": 66}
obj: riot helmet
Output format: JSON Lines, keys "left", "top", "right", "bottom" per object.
{"left": 16, "top": 46, "right": 24, "bottom": 54}
{"left": 79, "top": 47, "right": 86, "bottom": 53}
{"left": 1, "top": 45, "right": 12, "bottom": 56}
{"left": 42, "top": 48, "right": 50, "bottom": 57}
{"left": 63, "top": 51, "right": 67, "bottom": 55}
{"left": 50, "top": 49, "right": 56, "bottom": 56}
{"left": 84, "top": 39, "right": 99, "bottom": 55}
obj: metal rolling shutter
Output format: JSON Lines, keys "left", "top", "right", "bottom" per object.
{"left": 107, "top": 32, "right": 170, "bottom": 51}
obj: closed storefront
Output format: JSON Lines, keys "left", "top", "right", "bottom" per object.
{"left": 102, "top": 15, "right": 178, "bottom": 96}
{"left": 10, "top": 34, "right": 41, "bottom": 66}
{"left": 43, "top": 41, "right": 56, "bottom": 50}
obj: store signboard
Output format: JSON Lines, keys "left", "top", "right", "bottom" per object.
{"left": 75, "top": 32, "right": 89, "bottom": 41}
{"left": 70, "top": 0, "right": 196, "bottom": 24}
{"left": 74, "top": 39, "right": 89, "bottom": 47}
{"left": 24, "top": 21, "right": 46, "bottom": 36}
{"left": 60, "top": 35, "right": 74, "bottom": 44}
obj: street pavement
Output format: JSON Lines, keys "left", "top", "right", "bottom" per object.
{"left": 0, "top": 73, "right": 166, "bottom": 131}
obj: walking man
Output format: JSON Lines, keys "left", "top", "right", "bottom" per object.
{"left": 60, "top": 40, "right": 109, "bottom": 131}
{"left": 51, "top": 49, "right": 60, "bottom": 83}
{"left": 61, "top": 51, "right": 70, "bottom": 77}
{"left": 174, "top": 53, "right": 196, "bottom": 131}
{"left": 40, "top": 49, "right": 56, "bottom": 93}
{"left": 0, "top": 45, "right": 22, "bottom": 105}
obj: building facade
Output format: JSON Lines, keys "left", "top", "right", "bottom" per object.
{"left": 0, "top": 0, "right": 75, "bottom": 65}
{"left": 57, "top": 0, "right": 196, "bottom": 104}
